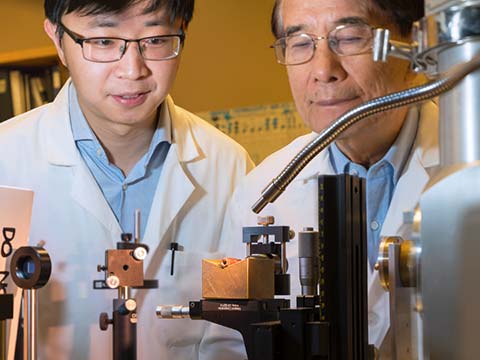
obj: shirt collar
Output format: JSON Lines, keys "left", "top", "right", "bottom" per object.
{"left": 69, "top": 82, "right": 172, "bottom": 152}
{"left": 329, "top": 106, "right": 420, "bottom": 183}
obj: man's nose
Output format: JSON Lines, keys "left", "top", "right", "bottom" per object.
{"left": 114, "top": 41, "right": 149, "bottom": 80}
{"left": 310, "top": 41, "right": 347, "bottom": 83}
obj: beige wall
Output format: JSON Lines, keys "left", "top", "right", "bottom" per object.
{"left": 0, "top": 0, "right": 292, "bottom": 113}
{"left": 0, "top": 0, "right": 51, "bottom": 51}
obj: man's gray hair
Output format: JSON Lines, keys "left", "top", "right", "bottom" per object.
{"left": 270, "top": 0, "right": 424, "bottom": 38}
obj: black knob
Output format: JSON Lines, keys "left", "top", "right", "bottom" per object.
{"left": 99, "top": 312, "right": 111, "bottom": 331}
{"left": 121, "top": 233, "right": 133, "bottom": 242}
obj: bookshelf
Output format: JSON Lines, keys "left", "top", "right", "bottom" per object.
{"left": 0, "top": 46, "right": 68, "bottom": 121}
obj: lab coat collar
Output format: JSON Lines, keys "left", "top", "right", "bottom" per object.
{"left": 166, "top": 96, "right": 202, "bottom": 163}
{"left": 42, "top": 80, "right": 80, "bottom": 167}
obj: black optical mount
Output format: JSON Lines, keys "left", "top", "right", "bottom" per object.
{"left": 9, "top": 246, "right": 52, "bottom": 360}
{"left": 94, "top": 232, "right": 158, "bottom": 360}
{"left": 10, "top": 247, "right": 51, "bottom": 290}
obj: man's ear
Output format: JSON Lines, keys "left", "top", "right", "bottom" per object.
{"left": 44, "top": 19, "right": 68, "bottom": 68}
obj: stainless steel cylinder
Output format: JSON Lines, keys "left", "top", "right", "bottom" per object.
{"left": 23, "top": 289, "right": 37, "bottom": 360}
{"left": 156, "top": 305, "right": 190, "bottom": 319}
{"left": 438, "top": 41, "right": 480, "bottom": 166}
{"left": 417, "top": 1, "right": 480, "bottom": 166}
{"left": 419, "top": 2, "right": 480, "bottom": 359}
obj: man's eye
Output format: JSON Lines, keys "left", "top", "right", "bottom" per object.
{"left": 145, "top": 37, "right": 167, "bottom": 46}
{"left": 90, "top": 39, "right": 116, "bottom": 47}
{"left": 337, "top": 36, "right": 364, "bottom": 43}
{"left": 287, "top": 36, "right": 312, "bottom": 49}
{"left": 291, "top": 41, "right": 311, "bottom": 48}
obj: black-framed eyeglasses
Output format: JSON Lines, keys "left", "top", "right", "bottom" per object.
{"left": 271, "top": 22, "right": 376, "bottom": 66}
{"left": 59, "top": 22, "right": 185, "bottom": 63}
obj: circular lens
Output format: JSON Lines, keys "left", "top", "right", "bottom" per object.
{"left": 16, "top": 256, "right": 36, "bottom": 280}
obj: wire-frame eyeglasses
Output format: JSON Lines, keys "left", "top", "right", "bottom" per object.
{"left": 59, "top": 22, "right": 185, "bottom": 63}
{"left": 271, "top": 22, "right": 376, "bottom": 66}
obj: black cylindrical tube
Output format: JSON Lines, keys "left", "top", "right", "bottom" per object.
{"left": 113, "top": 299, "right": 136, "bottom": 360}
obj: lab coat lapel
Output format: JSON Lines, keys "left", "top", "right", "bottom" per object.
{"left": 142, "top": 145, "right": 195, "bottom": 255}
{"left": 380, "top": 163, "right": 429, "bottom": 237}
{"left": 142, "top": 97, "right": 197, "bottom": 262}
{"left": 380, "top": 101, "right": 439, "bottom": 243}
{"left": 70, "top": 163, "right": 122, "bottom": 239}
{"left": 42, "top": 80, "right": 121, "bottom": 244}
{"left": 367, "top": 158, "right": 430, "bottom": 290}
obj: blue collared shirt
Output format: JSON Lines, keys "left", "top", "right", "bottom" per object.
{"left": 328, "top": 108, "right": 419, "bottom": 269}
{"left": 69, "top": 84, "right": 171, "bottom": 240}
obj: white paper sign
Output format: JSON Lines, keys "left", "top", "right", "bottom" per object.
{"left": 0, "top": 186, "right": 34, "bottom": 360}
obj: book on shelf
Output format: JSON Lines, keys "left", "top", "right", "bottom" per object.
{"left": 0, "top": 69, "right": 14, "bottom": 122}
{"left": 9, "top": 69, "right": 26, "bottom": 117}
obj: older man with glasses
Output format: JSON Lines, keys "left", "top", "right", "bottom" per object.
{"left": 221, "top": 0, "right": 434, "bottom": 357}
{"left": 0, "top": 0, "right": 253, "bottom": 359}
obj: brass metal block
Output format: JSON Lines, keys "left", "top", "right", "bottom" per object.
{"left": 202, "top": 257, "right": 275, "bottom": 299}
{"left": 106, "top": 249, "right": 144, "bottom": 287}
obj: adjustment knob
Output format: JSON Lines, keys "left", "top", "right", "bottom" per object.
{"left": 99, "top": 312, "right": 112, "bottom": 331}
{"left": 106, "top": 275, "right": 120, "bottom": 289}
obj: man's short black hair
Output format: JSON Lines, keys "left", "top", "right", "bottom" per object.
{"left": 45, "top": 0, "right": 194, "bottom": 27}
{"left": 271, "top": 0, "right": 424, "bottom": 38}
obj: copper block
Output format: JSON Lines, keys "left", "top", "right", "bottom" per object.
{"left": 202, "top": 257, "right": 275, "bottom": 299}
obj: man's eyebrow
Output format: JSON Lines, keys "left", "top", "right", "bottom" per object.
{"left": 283, "top": 16, "right": 367, "bottom": 36}
{"left": 144, "top": 18, "right": 170, "bottom": 27}
{"left": 87, "top": 17, "right": 117, "bottom": 28}
{"left": 86, "top": 17, "right": 170, "bottom": 28}
{"left": 333, "top": 16, "right": 368, "bottom": 26}
{"left": 284, "top": 25, "right": 304, "bottom": 37}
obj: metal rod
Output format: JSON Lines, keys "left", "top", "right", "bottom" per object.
{"left": 28, "top": 289, "right": 38, "bottom": 360}
{"left": 21, "top": 289, "right": 38, "bottom": 360}
{"left": 0, "top": 320, "right": 6, "bottom": 360}
{"left": 118, "top": 286, "right": 131, "bottom": 300}
{"left": 22, "top": 290, "right": 27, "bottom": 360}
{"left": 252, "top": 55, "right": 480, "bottom": 213}
{"left": 134, "top": 210, "right": 141, "bottom": 244}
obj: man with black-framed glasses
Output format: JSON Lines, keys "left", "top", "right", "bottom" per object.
{"left": 0, "top": 0, "right": 253, "bottom": 359}
{"left": 221, "top": 0, "right": 435, "bottom": 358}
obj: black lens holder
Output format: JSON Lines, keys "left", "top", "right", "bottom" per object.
{"left": 10, "top": 247, "right": 51, "bottom": 289}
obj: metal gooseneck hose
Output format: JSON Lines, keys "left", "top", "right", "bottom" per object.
{"left": 252, "top": 55, "right": 480, "bottom": 214}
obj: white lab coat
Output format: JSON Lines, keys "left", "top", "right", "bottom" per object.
{"left": 220, "top": 101, "right": 439, "bottom": 357}
{"left": 0, "top": 81, "right": 254, "bottom": 360}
